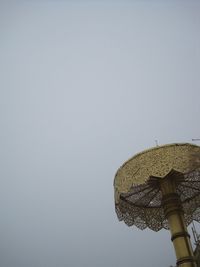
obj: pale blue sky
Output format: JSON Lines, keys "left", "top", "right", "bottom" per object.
{"left": 0, "top": 1, "right": 200, "bottom": 267}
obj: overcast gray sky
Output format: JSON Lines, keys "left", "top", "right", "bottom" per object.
{"left": 0, "top": 1, "right": 200, "bottom": 267}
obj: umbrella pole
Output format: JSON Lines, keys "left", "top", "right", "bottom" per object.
{"left": 160, "top": 177, "right": 197, "bottom": 267}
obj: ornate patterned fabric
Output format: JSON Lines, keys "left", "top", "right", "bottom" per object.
{"left": 114, "top": 143, "right": 200, "bottom": 231}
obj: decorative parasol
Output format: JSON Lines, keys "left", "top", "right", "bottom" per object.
{"left": 114, "top": 143, "right": 200, "bottom": 267}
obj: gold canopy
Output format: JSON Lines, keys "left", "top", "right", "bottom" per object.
{"left": 114, "top": 143, "right": 200, "bottom": 231}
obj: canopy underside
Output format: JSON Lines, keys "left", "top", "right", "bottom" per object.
{"left": 116, "top": 169, "right": 200, "bottom": 231}
{"left": 114, "top": 143, "right": 200, "bottom": 231}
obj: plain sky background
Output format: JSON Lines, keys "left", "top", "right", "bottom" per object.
{"left": 0, "top": 1, "right": 200, "bottom": 267}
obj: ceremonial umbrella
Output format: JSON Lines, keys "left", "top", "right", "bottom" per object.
{"left": 114, "top": 143, "right": 200, "bottom": 267}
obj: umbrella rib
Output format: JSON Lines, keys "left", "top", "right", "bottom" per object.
{"left": 144, "top": 188, "right": 160, "bottom": 206}
{"left": 122, "top": 184, "right": 151, "bottom": 197}
{"left": 134, "top": 186, "right": 158, "bottom": 204}
{"left": 120, "top": 187, "right": 160, "bottom": 208}
{"left": 181, "top": 179, "right": 200, "bottom": 183}
{"left": 120, "top": 195, "right": 148, "bottom": 208}
{"left": 120, "top": 186, "right": 158, "bottom": 206}
{"left": 179, "top": 183, "right": 200, "bottom": 192}
{"left": 180, "top": 181, "right": 200, "bottom": 189}
{"left": 177, "top": 185, "right": 189, "bottom": 199}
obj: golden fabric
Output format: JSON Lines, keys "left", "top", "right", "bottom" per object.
{"left": 114, "top": 143, "right": 200, "bottom": 231}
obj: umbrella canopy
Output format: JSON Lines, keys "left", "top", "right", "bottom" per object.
{"left": 114, "top": 143, "right": 200, "bottom": 231}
